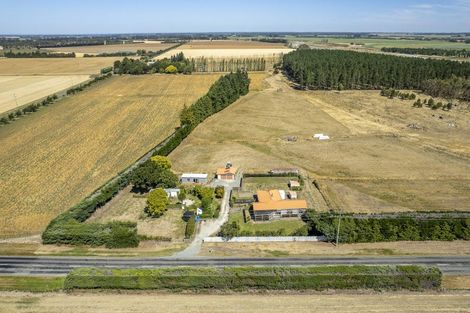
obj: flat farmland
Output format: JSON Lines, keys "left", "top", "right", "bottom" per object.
{"left": 0, "top": 75, "right": 90, "bottom": 114}
{"left": 0, "top": 57, "right": 120, "bottom": 75}
{"left": 1, "top": 292, "right": 469, "bottom": 313}
{"left": 293, "top": 36, "right": 470, "bottom": 50}
{"left": 157, "top": 40, "right": 293, "bottom": 59}
{"left": 0, "top": 74, "right": 220, "bottom": 238}
{"left": 44, "top": 42, "right": 177, "bottom": 56}
{"left": 170, "top": 74, "right": 470, "bottom": 213}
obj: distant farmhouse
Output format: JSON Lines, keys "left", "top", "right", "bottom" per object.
{"left": 253, "top": 190, "right": 307, "bottom": 221}
{"left": 180, "top": 173, "right": 208, "bottom": 184}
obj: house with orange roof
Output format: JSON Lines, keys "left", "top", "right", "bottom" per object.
{"left": 216, "top": 163, "right": 238, "bottom": 181}
{"left": 252, "top": 190, "right": 308, "bottom": 221}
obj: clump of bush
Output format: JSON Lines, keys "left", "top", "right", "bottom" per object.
{"left": 64, "top": 265, "right": 442, "bottom": 291}
{"left": 380, "top": 88, "right": 416, "bottom": 100}
{"left": 145, "top": 188, "right": 169, "bottom": 218}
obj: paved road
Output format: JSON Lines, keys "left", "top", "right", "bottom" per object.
{"left": 171, "top": 185, "right": 232, "bottom": 258}
{"left": 1, "top": 256, "right": 469, "bottom": 276}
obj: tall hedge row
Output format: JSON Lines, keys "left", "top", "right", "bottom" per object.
{"left": 64, "top": 265, "right": 441, "bottom": 291}
{"left": 306, "top": 211, "right": 470, "bottom": 243}
{"left": 154, "top": 70, "right": 250, "bottom": 156}
{"left": 42, "top": 71, "right": 251, "bottom": 248}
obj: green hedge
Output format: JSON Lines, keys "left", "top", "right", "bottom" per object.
{"left": 64, "top": 265, "right": 441, "bottom": 291}
{"left": 306, "top": 211, "right": 470, "bottom": 243}
{"left": 185, "top": 216, "right": 196, "bottom": 239}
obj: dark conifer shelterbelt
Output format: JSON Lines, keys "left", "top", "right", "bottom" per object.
{"left": 283, "top": 49, "right": 470, "bottom": 90}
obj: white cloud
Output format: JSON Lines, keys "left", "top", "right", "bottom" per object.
{"left": 361, "top": 0, "right": 470, "bottom": 32}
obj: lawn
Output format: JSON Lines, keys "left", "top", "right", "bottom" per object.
{"left": 229, "top": 210, "right": 306, "bottom": 235}
{"left": 242, "top": 176, "right": 296, "bottom": 192}
{"left": 88, "top": 186, "right": 187, "bottom": 240}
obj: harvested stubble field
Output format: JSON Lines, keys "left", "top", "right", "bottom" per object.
{"left": 0, "top": 74, "right": 221, "bottom": 238}
{"left": 156, "top": 39, "right": 293, "bottom": 59}
{"left": 182, "top": 40, "right": 288, "bottom": 49}
{"left": 170, "top": 74, "right": 470, "bottom": 213}
{"left": 0, "top": 57, "right": 120, "bottom": 75}
{"left": 0, "top": 75, "right": 90, "bottom": 114}
{"left": 44, "top": 42, "right": 177, "bottom": 56}
{"left": 1, "top": 292, "right": 469, "bottom": 313}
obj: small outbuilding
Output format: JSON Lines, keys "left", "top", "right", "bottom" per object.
{"left": 289, "top": 180, "right": 301, "bottom": 189}
{"left": 180, "top": 173, "right": 208, "bottom": 184}
{"left": 288, "top": 191, "right": 298, "bottom": 200}
{"left": 164, "top": 188, "right": 180, "bottom": 198}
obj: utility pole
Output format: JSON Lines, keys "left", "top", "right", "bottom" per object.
{"left": 335, "top": 210, "right": 342, "bottom": 247}
{"left": 13, "top": 93, "right": 18, "bottom": 108}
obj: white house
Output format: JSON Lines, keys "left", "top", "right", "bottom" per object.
{"left": 164, "top": 188, "right": 180, "bottom": 198}
{"left": 180, "top": 173, "right": 208, "bottom": 184}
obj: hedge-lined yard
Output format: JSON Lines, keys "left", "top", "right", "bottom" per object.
{"left": 64, "top": 265, "right": 441, "bottom": 291}
{"left": 41, "top": 71, "right": 250, "bottom": 248}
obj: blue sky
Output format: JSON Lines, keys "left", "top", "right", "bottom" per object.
{"left": 2, "top": 0, "right": 470, "bottom": 34}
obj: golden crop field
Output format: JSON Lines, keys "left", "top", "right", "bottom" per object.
{"left": 158, "top": 48, "right": 294, "bottom": 59}
{"left": 0, "top": 57, "right": 120, "bottom": 75}
{"left": 170, "top": 73, "right": 470, "bottom": 213}
{"left": 0, "top": 74, "right": 220, "bottom": 238}
{"left": 182, "top": 40, "right": 288, "bottom": 49}
{"left": 155, "top": 39, "right": 292, "bottom": 59}
{"left": 44, "top": 42, "right": 177, "bottom": 55}
{"left": 0, "top": 75, "right": 90, "bottom": 114}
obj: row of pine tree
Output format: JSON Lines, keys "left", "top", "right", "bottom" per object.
{"left": 283, "top": 49, "right": 470, "bottom": 90}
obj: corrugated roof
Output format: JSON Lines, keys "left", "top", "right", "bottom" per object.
{"left": 181, "top": 173, "right": 208, "bottom": 179}
{"left": 216, "top": 167, "right": 237, "bottom": 175}
{"left": 254, "top": 190, "right": 307, "bottom": 211}
{"left": 253, "top": 200, "right": 308, "bottom": 211}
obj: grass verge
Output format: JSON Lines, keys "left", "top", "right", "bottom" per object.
{"left": 0, "top": 276, "right": 65, "bottom": 292}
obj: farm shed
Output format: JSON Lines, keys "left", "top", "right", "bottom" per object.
{"left": 180, "top": 173, "right": 208, "bottom": 184}
{"left": 253, "top": 190, "right": 308, "bottom": 221}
